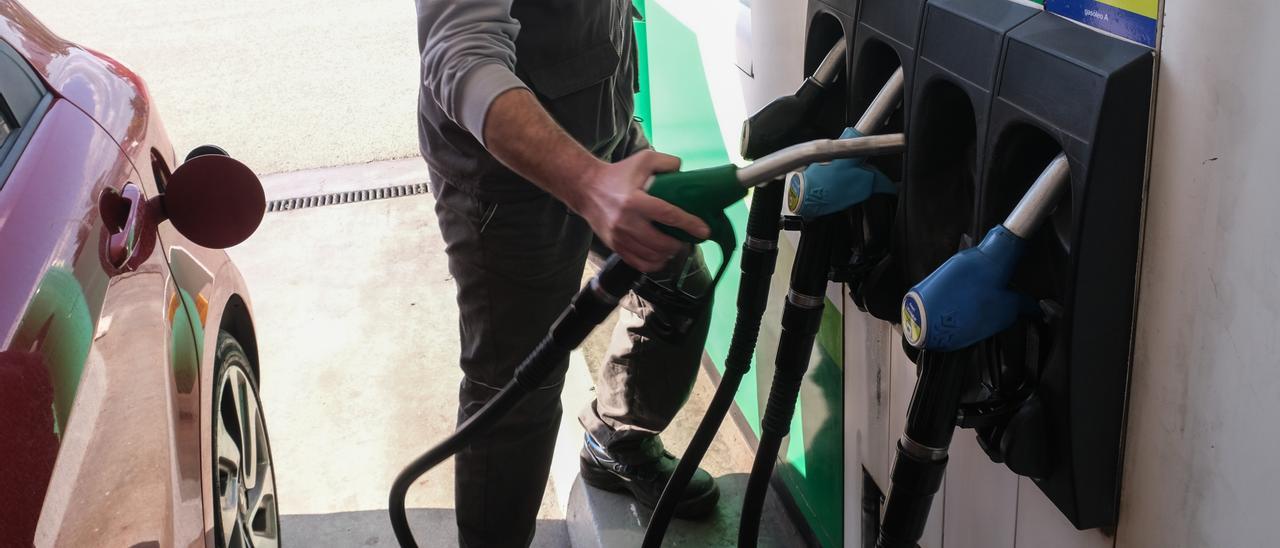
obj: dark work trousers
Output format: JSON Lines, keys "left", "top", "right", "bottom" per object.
{"left": 431, "top": 179, "right": 712, "bottom": 548}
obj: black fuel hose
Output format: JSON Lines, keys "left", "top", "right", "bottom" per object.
{"left": 641, "top": 179, "right": 786, "bottom": 547}
{"left": 388, "top": 255, "right": 642, "bottom": 548}
{"left": 738, "top": 216, "right": 840, "bottom": 548}
{"left": 876, "top": 349, "right": 968, "bottom": 548}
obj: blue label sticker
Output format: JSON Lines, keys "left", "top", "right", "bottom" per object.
{"left": 1046, "top": 0, "right": 1157, "bottom": 47}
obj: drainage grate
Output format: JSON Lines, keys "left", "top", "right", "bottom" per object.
{"left": 266, "top": 182, "right": 430, "bottom": 213}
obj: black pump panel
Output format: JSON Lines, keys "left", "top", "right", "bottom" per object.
{"left": 980, "top": 12, "right": 1154, "bottom": 530}
{"left": 811, "top": 0, "right": 856, "bottom": 19}
{"left": 899, "top": 0, "right": 1038, "bottom": 286}
{"left": 849, "top": 0, "right": 927, "bottom": 128}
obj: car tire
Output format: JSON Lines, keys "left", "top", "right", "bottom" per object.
{"left": 211, "top": 330, "right": 280, "bottom": 548}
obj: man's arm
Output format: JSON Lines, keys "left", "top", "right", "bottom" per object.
{"left": 482, "top": 89, "right": 708, "bottom": 272}
{"left": 418, "top": 1, "right": 708, "bottom": 272}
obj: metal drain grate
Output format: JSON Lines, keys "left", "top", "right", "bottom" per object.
{"left": 266, "top": 182, "right": 430, "bottom": 213}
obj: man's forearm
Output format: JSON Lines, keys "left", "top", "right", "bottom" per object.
{"left": 480, "top": 87, "right": 707, "bottom": 272}
{"left": 482, "top": 88, "right": 605, "bottom": 213}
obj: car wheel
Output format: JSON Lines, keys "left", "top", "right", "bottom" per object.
{"left": 212, "top": 330, "right": 280, "bottom": 548}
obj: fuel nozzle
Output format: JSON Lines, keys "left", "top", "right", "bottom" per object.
{"left": 740, "top": 40, "right": 846, "bottom": 160}
{"left": 783, "top": 128, "right": 897, "bottom": 220}
{"left": 900, "top": 153, "right": 1071, "bottom": 352}
{"left": 777, "top": 66, "right": 905, "bottom": 293}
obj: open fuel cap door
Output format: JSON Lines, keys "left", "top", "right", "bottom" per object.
{"left": 157, "top": 154, "right": 265, "bottom": 249}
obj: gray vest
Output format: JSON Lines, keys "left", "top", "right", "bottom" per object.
{"left": 418, "top": 1, "right": 639, "bottom": 201}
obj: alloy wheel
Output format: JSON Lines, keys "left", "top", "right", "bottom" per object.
{"left": 215, "top": 366, "right": 279, "bottom": 548}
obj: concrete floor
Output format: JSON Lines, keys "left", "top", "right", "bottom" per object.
{"left": 22, "top": 0, "right": 421, "bottom": 175}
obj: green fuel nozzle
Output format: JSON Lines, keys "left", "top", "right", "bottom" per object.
{"left": 644, "top": 164, "right": 745, "bottom": 287}
{"left": 642, "top": 131, "right": 907, "bottom": 289}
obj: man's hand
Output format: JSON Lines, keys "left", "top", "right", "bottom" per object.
{"left": 575, "top": 151, "right": 710, "bottom": 272}
{"left": 482, "top": 89, "right": 709, "bottom": 272}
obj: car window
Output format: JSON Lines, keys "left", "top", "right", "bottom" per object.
{"left": 0, "top": 39, "right": 51, "bottom": 188}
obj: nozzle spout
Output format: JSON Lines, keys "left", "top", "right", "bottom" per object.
{"left": 812, "top": 40, "right": 848, "bottom": 88}
{"left": 854, "top": 67, "right": 905, "bottom": 135}
{"left": 1002, "top": 153, "right": 1071, "bottom": 239}
{"left": 736, "top": 133, "right": 906, "bottom": 188}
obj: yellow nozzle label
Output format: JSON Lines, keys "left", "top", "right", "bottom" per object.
{"left": 902, "top": 291, "right": 926, "bottom": 348}
{"left": 786, "top": 172, "right": 804, "bottom": 214}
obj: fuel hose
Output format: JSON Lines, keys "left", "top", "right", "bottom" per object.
{"left": 641, "top": 179, "right": 785, "bottom": 548}
{"left": 389, "top": 256, "right": 643, "bottom": 548}
{"left": 738, "top": 214, "right": 842, "bottom": 547}
{"left": 737, "top": 68, "right": 905, "bottom": 548}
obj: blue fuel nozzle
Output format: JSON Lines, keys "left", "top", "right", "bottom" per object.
{"left": 785, "top": 128, "right": 896, "bottom": 220}
{"left": 900, "top": 225, "right": 1041, "bottom": 351}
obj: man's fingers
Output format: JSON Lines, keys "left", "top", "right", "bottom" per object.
{"left": 636, "top": 194, "right": 712, "bottom": 241}
{"left": 643, "top": 150, "right": 682, "bottom": 174}
{"left": 616, "top": 230, "right": 670, "bottom": 266}
{"left": 632, "top": 221, "right": 685, "bottom": 257}
{"left": 614, "top": 236, "right": 666, "bottom": 272}
{"left": 620, "top": 253, "right": 662, "bottom": 273}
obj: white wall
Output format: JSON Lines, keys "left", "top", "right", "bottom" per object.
{"left": 1118, "top": 0, "right": 1280, "bottom": 545}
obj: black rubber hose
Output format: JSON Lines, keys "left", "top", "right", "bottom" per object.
{"left": 641, "top": 180, "right": 785, "bottom": 547}
{"left": 876, "top": 349, "right": 968, "bottom": 548}
{"left": 388, "top": 256, "right": 642, "bottom": 548}
{"left": 738, "top": 217, "right": 837, "bottom": 548}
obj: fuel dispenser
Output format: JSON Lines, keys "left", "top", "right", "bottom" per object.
{"left": 870, "top": 3, "right": 1154, "bottom": 544}
{"left": 389, "top": 2, "right": 1153, "bottom": 545}
{"left": 739, "top": 72, "right": 904, "bottom": 548}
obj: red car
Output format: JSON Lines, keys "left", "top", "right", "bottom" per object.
{"left": 0, "top": 2, "right": 277, "bottom": 546}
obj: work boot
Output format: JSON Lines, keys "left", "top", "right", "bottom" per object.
{"left": 579, "top": 433, "right": 720, "bottom": 518}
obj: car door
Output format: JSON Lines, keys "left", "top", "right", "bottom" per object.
{"left": 0, "top": 39, "right": 201, "bottom": 546}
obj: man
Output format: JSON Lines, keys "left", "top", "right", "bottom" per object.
{"left": 416, "top": 1, "right": 720, "bottom": 546}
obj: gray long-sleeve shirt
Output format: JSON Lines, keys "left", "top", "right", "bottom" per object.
{"left": 416, "top": 0, "right": 637, "bottom": 200}
{"left": 416, "top": 0, "right": 529, "bottom": 147}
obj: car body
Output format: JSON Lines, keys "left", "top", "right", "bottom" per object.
{"left": 0, "top": 2, "right": 272, "bottom": 546}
